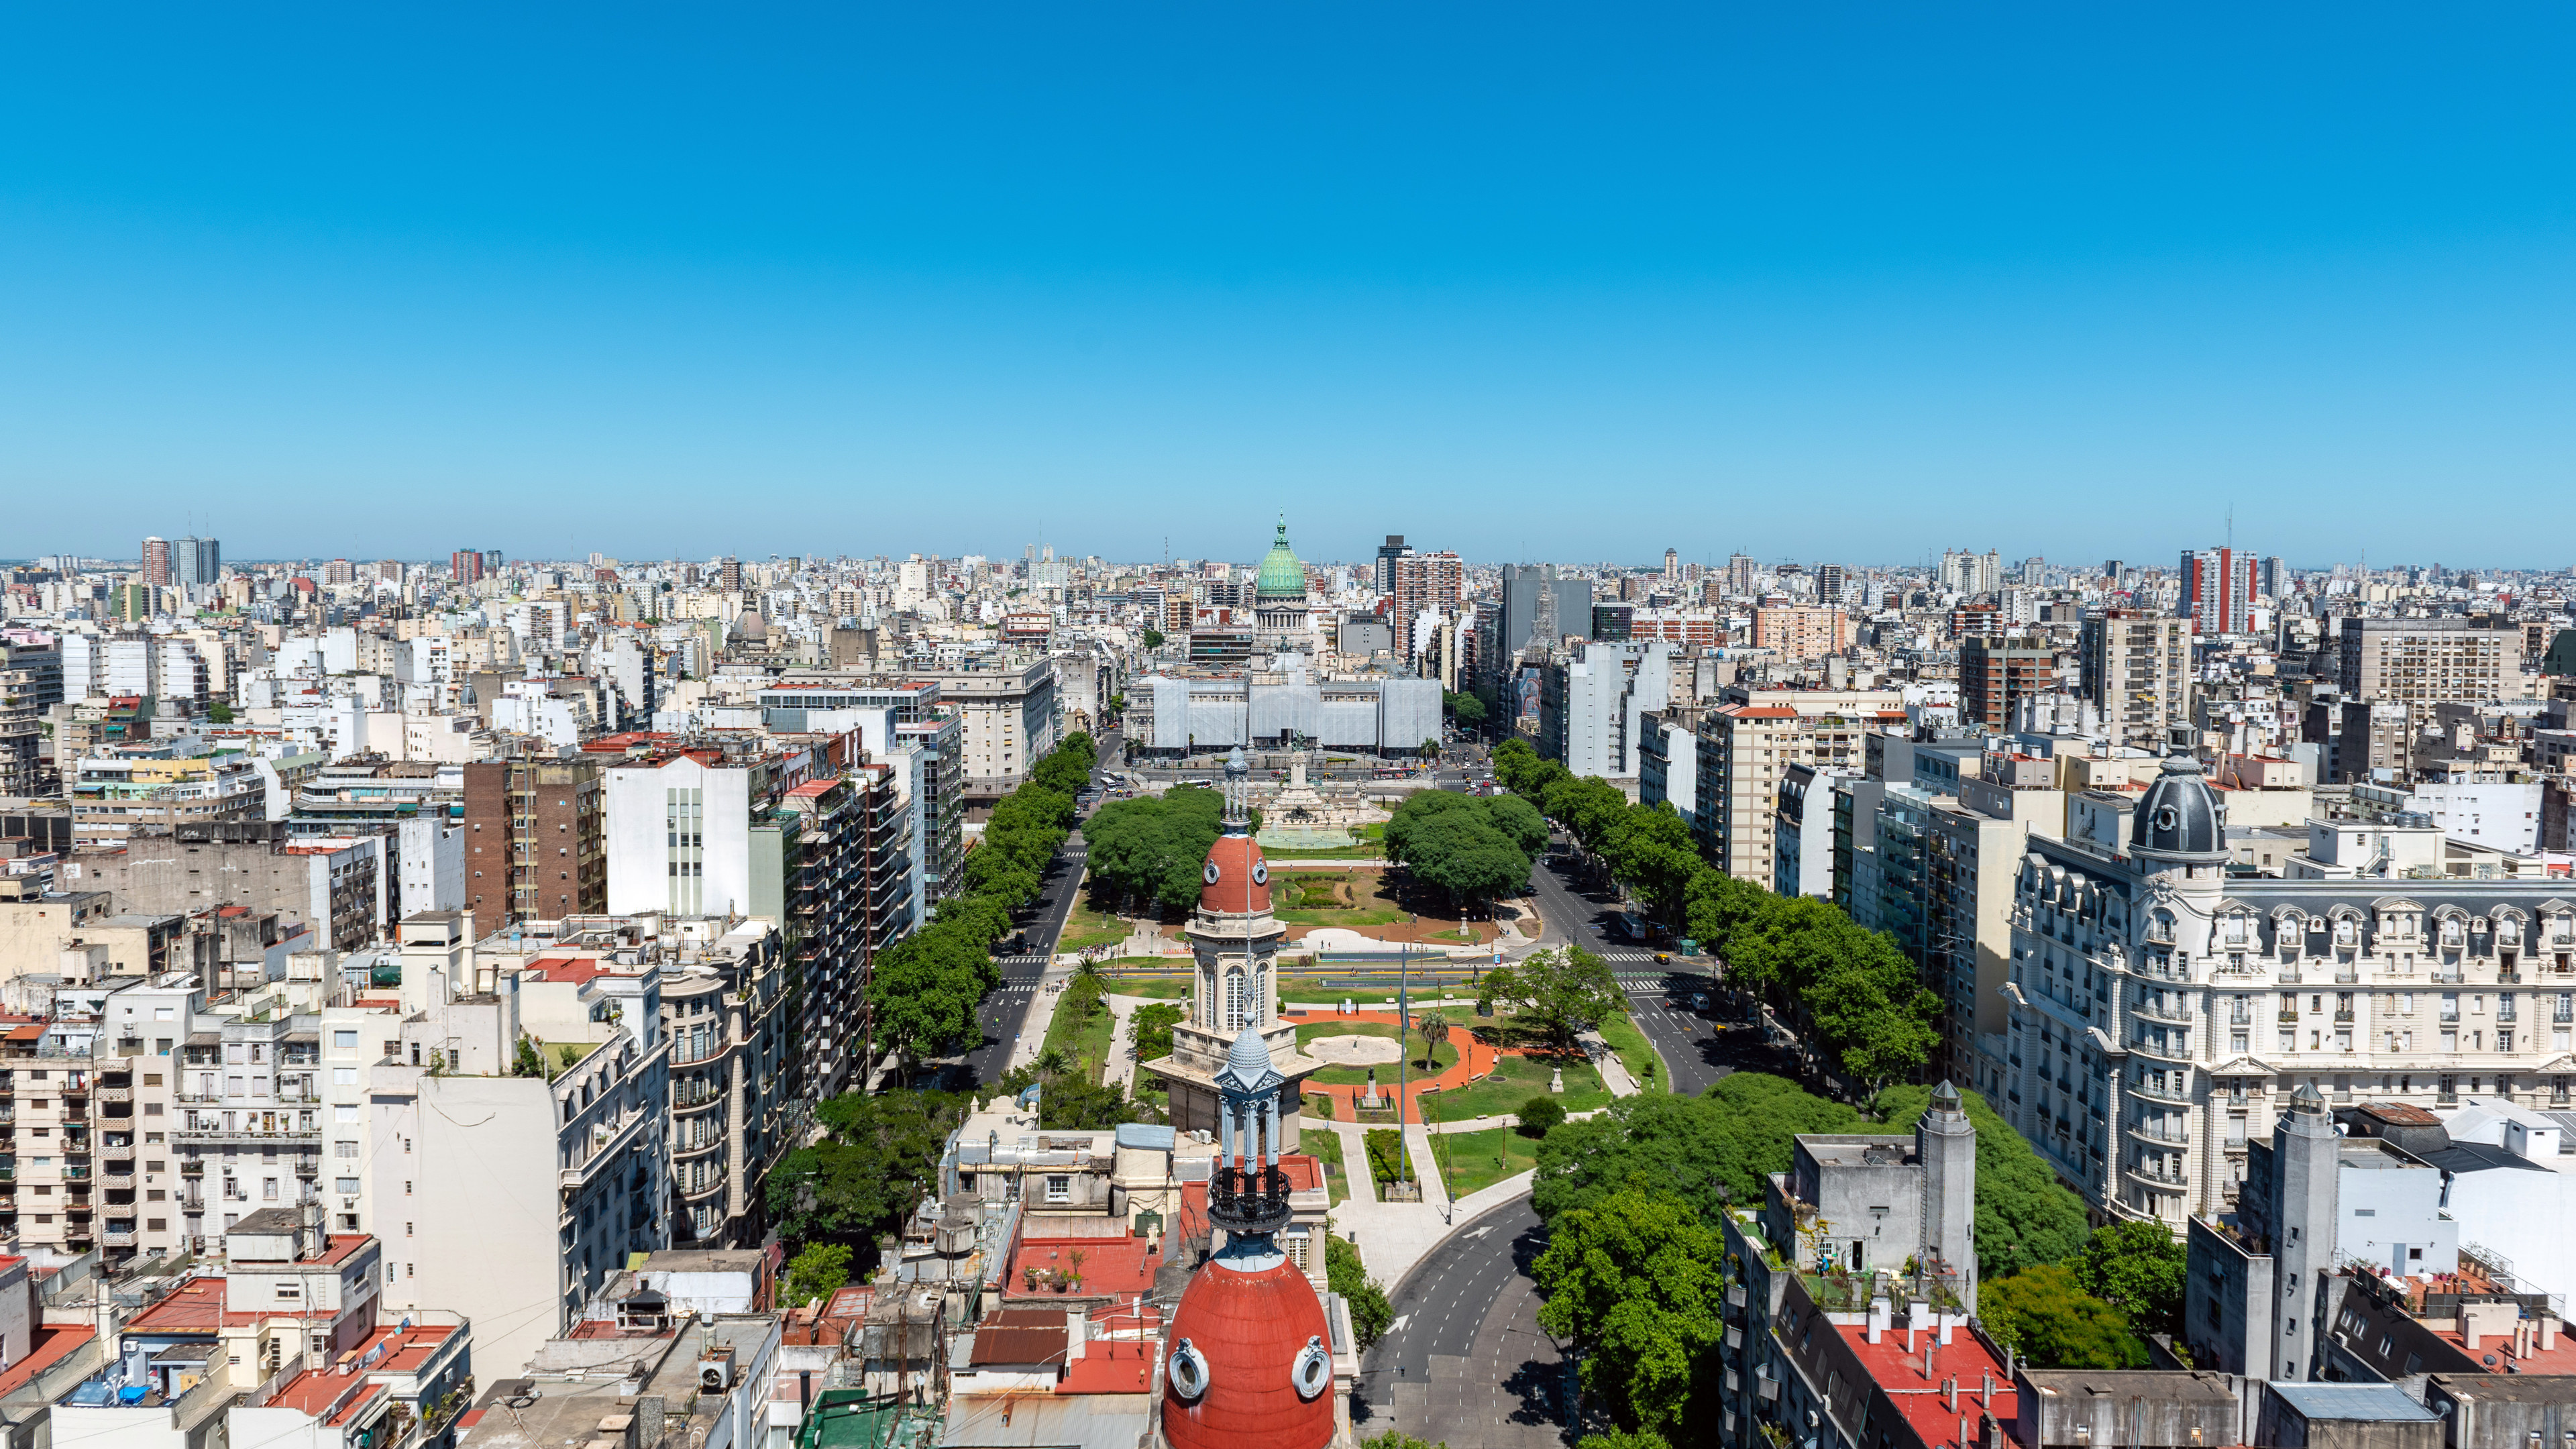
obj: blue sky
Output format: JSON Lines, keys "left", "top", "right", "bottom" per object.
{"left": 5, "top": 4, "right": 2574, "bottom": 568}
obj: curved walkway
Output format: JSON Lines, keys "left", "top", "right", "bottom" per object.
{"left": 1299, "top": 1009, "right": 1566, "bottom": 1116}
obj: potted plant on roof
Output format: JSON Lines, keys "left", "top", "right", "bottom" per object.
{"left": 1023, "top": 1266, "right": 1040, "bottom": 1292}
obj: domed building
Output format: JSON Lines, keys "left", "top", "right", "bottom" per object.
{"left": 1140, "top": 749, "right": 1322, "bottom": 1142}
{"left": 1156, "top": 1020, "right": 1348, "bottom": 1449}
{"left": 1251, "top": 516, "right": 1316, "bottom": 653}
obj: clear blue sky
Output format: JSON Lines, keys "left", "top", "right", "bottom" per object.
{"left": 7, "top": 4, "right": 2574, "bottom": 568}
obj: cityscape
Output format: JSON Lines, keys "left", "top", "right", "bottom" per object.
{"left": 9, "top": 9, "right": 2576, "bottom": 1449}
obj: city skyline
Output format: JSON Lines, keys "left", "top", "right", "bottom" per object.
{"left": 9, "top": 5, "right": 2576, "bottom": 561}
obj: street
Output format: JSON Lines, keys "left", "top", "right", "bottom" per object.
{"left": 1358, "top": 1197, "right": 1572, "bottom": 1448}
{"left": 952, "top": 728, "right": 1119, "bottom": 1089}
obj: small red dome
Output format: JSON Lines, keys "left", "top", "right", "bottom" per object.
{"left": 1162, "top": 1256, "right": 1334, "bottom": 1449}
{"left": 1198, "top": 834, "right": 1271, "bottom": 916}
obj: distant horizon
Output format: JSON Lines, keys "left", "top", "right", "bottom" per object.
{"left": 8, "top": 7, "right": 2576, "bottom": 562}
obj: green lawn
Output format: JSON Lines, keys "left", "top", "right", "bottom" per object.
{"left": 1299, "top": 1127, "right": 1350, "bottom": 1206}
{"left": 1102, "top": 971, "right": 1489, "bottom": 1007}
{"left": 1596, "top": 1013, "right": 1666, "bottom": 1093}
{"left": 1433, "top": 1126, "right": 1540, "bottom": 1199}
{"left": 1419, "top": 1053, "right": 1609, "bottom": 1123}
{"left": 1059, "top": 896, "right": 1141, "bottom": 952}
{"left": 1040, "top": 980, "right": 1121, "bottom": 1083}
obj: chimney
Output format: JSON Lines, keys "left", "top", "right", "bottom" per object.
{"left": 298, "top": 1195, "right": 323, "bottom": 1260}
{"left": 1868, "top": 1296, "right": 1890, "bottom": 1344}
{"left": 1945, "top": 1378, "right": 1957, "bottom": 1413}
{"left": 2543, "top": 1316, "right": 2561, "bottom": 1352}
{"left": 1982, "top": 1372, "right": 1994, "bottom": 1407}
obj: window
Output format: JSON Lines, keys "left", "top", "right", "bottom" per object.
{"left": 336, "top": 1177, "right": 360, "bottom": 1193}
{"left": 276, "top": 1281, "right": 300, "bottom": 1300}
{"left": 1045, "top": 1175, "right": 1071, "bottom": 1204}
{"left": 333, "top": 1069, "right": 356, "bottom": 1086}
{"left": 333, "top": 1030, "right": 358, "bottom": 1049}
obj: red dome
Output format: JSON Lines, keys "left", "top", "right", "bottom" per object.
{"left": 1198, "top": 834, "right": 1272, "bottom": 916}
{"left": 1162, "top": 1256, "right": 1334, "bottom": 1449}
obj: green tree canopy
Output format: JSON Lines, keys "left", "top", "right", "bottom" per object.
{"left": 1326, "top": 1236, "right": 1393, "bottom": 1350}
{"left": 769, "top": 1088, "right": 966, "bottom": 1255}
{"left": 2072, "top": 1219, "right": 2187, "bottom": 1338}
{"left": 1978, "top": 1263, "right": 2149, "bottom": 1368}
{"left": 784, "top": 1243, "right": 853, "bottom": 1308}
{"left": 1874, "top": 1083, "right": 2090, "bottom": 1279}
{"left": 1532, "top": 1074, "right": 1865, "bottom": 1226}
{"left": 1443, "top": 690, "right": 1487, "bottom": 727}
{"left": 1605, "top": 803, "right": 1699, "bottom": 925}
{"left": 1532, "top": 1188, "right": 1726, "bottom": 1437}
{"left": 1477, "top": 945, "right": 1622, "bottom": 1053}
{"left": 1083, "top": 786, "right": 1232, "bottom": 914}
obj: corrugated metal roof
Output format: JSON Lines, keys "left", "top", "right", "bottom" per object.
{"left": 2267, "top": 1381, "right": 2437, "bottom": 1421}
{"left": 938, "top": 1395, "right": 1148, "bottom": 1449}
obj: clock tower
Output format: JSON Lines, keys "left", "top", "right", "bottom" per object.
{"left": 1140, "top": 748, "right": 1322, "bottom": 1137}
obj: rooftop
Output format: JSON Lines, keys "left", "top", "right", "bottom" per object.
{"left": 1833, "top": 1320, "right": 2014, "bottom": 1449}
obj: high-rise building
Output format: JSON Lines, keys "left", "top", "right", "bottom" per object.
{"left": 1374, "top": 534, "right": 1411, "bottom": 596}
{"left": 1813, "top": 562, "right": 1845, "bottom": 606}
{"left": 325, "top": 557, "right": 356, "bottom": 585}
{"left": 1750, "top": 605, "right": 1850, "bottom": 663}
{"left": 2261, "top": 555, "right": 2288, "bottom": 600}
{"left": 480, "top": 547, "right": 503, "bottom": 577}
{"left": 140, "top": 535, "right": 172, "bottom": 587}
{"left": 2181, "top": 546, "right": 2257, "bottom": 635}
{"left": 2078, "top": 608, "right": 2192, "bottom": 750}
{"left": 1725, "top": 553, "right": 1758, "bottom": 597}
{"left": 463, "top": 756, "right": 606, "bottom": 922}
{"left": 1537, "top": 641, "right": 1673, "bottom": 780}
{"left": 449, "top": 549, "right": 488, "bottom": 586}
{"left": 1959, "top": 634, "right": 2058, "bottom": 731}
{"left": 718, "top": 556, "right": 744, "bottom": 593}
{"left": 1497, "top": 565, "right": 1593, "bottom": 657}
{"left": 1691, "top": 686, "right": 1903, "bottom": 882}
{"left": 1389, "top": 549, "right": 1462, "bottom": 664}
{"left": 1662, "top": 547, "right": 1679, "bottom": 582}
{"left": 172, "top": 535, "right": 221, "bottom": 591}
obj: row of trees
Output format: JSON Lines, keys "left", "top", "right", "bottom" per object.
{"left": 1526, "top": 1075, "right": 2168, "bottom": 1436}
{"left": 1491, "top": 736, "right": 1941, "bottom": 1090}
{"left": 866, "top": 732, "right": 1097, "bottom": 1072}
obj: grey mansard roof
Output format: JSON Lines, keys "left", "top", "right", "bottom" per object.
{"left": 2131, "top": 755, "right": 2227, "bottom": 863}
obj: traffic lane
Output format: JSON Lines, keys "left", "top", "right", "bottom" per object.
{"left": 1364, "top": 1197, "right": 1544, "bottom": 1389}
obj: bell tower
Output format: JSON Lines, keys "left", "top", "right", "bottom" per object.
{"left": 1140, "top": 749, "right": 1322, "bottom": 1136}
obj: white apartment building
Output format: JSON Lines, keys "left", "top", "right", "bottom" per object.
{"left": 602, "top": 751, "right": 757, "bottom": 919}
{"left": 1539, "top": 641, "right": 1672, "bottom": 782}
{"left": 2004, "top": 756, "right": 2576, "bottom": 1231}
{"left": 918, "top": 661, "right": 1058, "bottom": 799}
{"left": 1690, "top": 687, "right": 1906, "bottom": 883}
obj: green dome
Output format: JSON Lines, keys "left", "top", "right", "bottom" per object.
{"left": 1255, "top": 516, "right": 1307, "bottom": 602}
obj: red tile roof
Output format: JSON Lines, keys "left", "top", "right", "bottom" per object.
{"left": 1833, "top": 1322, "right": 2015, "bottom": 1449}
{"left": 0, "top": 1326, "right": 91, "bottom": 1399}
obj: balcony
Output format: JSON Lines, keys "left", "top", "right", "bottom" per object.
{"left": 101, "top": 1228, "right": 136, "bottom": 1248}
{"left": 2127, "top": 1122, "right": 2192, "bottom": 1150}
{"left": 94, "top": 1085, "right": 131, "bottom": 1106}
{"left": 179, "top": 1160, "right": 203, "bottom": 1177}
{"left": 2123, "top": 1167, "right": 2191, "bottom": 1195}
{"left": 2132, "top": 1002, "right": 2195, "bottom": 1027}
{"left": 559, "top": 1112, "right": 652, "bottom": 1193}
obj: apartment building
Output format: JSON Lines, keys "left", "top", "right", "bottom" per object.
{"left": 2078, "top": 608, "right": 2192, "bottom": 751}
{"left": 2004, "top": 755, "right": 2576, "bottom": 1230}
{"left": 1750, "top": 605, "right": 1850, "bottom": 663}
{"left": 70, "top": 751, "right": 268, "bottom": 845}
{"left": 1389, "top": 549, "right": 1463, "bottom": 662}
{"left": 1958, "top": 634, "right": 2057, "bottom": 731}
{"left": 2339, "top": 617, "right": 2522, "bottom": 718}
{"left": 1538, "top": 640, "right": 1674, "bottom": 782}
{"left": 917, "top": 661, "right": 1058, "bottom": 800}
{"left": 0, "top": 641, "right": 62, "bottom": 798}
{"left": 462, "top": 755, "right": 605, "bottom": 924}
{"left": 1692, "top": 687, "right": 1904, "bottom": 883}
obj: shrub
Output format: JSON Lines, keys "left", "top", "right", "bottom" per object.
{"left": 1364, "top": 1128, "right": 1409, "bottom": 1187}
{"left": 1515, "top": 1095, "right": 1566, "bottom": 1137}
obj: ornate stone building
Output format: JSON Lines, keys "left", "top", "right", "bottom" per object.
{"left": 2004, "top": 755, "right": 2576, "bottom": 1227}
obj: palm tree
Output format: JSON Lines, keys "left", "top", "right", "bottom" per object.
{"left": 1035, "top": 1046, "right": 1073, "bottom": 1079}
{"left": 1417, "top": 1009, "right": 1450, "bottom": 1071}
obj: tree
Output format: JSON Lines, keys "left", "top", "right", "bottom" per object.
{"left": 1405, "top": 810, "right": 1530, "bottom": 912}
{"left": 1420, "top": 736, "right": 1441, "bottom": 758}
{"left": 784, "top": 1243, "right": 853, "bottom": 1308}
{"left": 1141, "top": 628, "right": 1165, "bottom": 649}
{"left": 1578, "top": 1434, "right": 1672, "bottom": 1449}
{"left": 1417, "top": 1010, "right": 1450, "bottom": 1072}
{"left": 1874, "top": 1084, "right": 2089, "bottom": 1279}
{"left": 1477, "top": 946, "right": 1622, "bottom": 1053}
{"left": 2072, "top": 1220, "right": 2187, "bottom": 1338}
{"left": 1532, "top": 1188, "right": 1725, "bottom": 1436}
{"left": 1606, "top": 804, "right": 1699, "bottom": 926}
{"left": 1362, "top": 1433, "right": 1447, "bottom": 1449}
{"left": 1037, "top": 1074, "right": 1157, "bottom": 1131}
{"left": 771, "top": 1089, "right": 967, "bottom": 1254}
{"left": 1978, "top": 1263, "right": 2148, "bottom": 1368}
{"left": 1683, "top": 868, "right": 1770, "bottom": 954}
{"left": 1326, "top": 1236, "right": 1393, "bottom": 1349}
{"left": 1085, "top": 786, "right": 1232, "bottom": 914}
{"left": 1515, "top": 1094, "right": 1565, "bottom": 1138}
{"left": 207, "top": 701, "right": 235, "bottom": 724}
{"left": 1533, "top": 1075, "right": 1863, "bottom": 1226}
{"left": 1443, "top": 690, "right": 1487, "bottom": 729}
{"left": 1132, "top": 1003, "right": 1184, "bottom": 1063}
